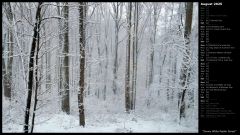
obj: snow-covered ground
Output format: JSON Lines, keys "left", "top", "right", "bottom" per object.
{"left": 3, "top": 97, "right": 198, "bottom": 134}
{"left": 3, "top": 112, "right": 197, "bottom": 133}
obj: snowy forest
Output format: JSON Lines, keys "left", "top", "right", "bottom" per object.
{"left": 2, "top": 2, "right": 198, "bottom": 133}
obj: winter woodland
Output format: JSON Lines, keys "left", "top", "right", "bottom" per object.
{"left": 2, "top": 2, "right": 198, "bottom": 133}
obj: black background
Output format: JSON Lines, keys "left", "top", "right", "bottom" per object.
{"left": 199, "top": 1, "right": 239, "bottom": 133}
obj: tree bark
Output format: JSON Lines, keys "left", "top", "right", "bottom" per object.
{"left": 131, "top": 2, "right": 138, "bottom": 110}
{"left": 57, "top": 2, "right": 63, "bottom": 110}
{"left": 24, "top": 2, "right": 42, "bottom": 133}
{"left": 61, "top": 2, "right": 70, "bottom": 115}
{"left": 125, "top": 2, "right": 132, "bottom": 113}
{"left": 179, "top": 2, "right": 193, "bottom": 120}
{"left": 78, "top": 2, "right": 86, "bottom": 127}
{"left": 148, "top": 4, "right": 158, "bottom": 88}
{"left": 112, "top": 3, "right": 120, "bottom": 95}
{"left": 30, "top": 17, "right": 41, "bottom": 132}
{"left": 3, "top": 2, "right": 14, "bottom": 99}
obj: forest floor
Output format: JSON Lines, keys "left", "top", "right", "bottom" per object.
{"left": 3, "top": 112, "right": 197, "bottom": 133}
{"left": 3, "top": 96, "right": 198, "bottom": 133}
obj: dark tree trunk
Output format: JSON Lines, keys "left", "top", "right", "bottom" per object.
{"left": 112, "top": 3, "right": 120, "bottom": 95}
{"left": 131, "top": 2, "right": 138, "bottom": 110}
{"left": 3, "top": 2, "right": 14, "bottom": 99}
{"left": 61, "top": 2, "right": 70, "bottom": 115}
{"left": 78, "top": 2, "right": 86, "bottom": 127}
{"left": 125, "top": 2, "right": 132, "bottom": 113}
{"left": 30, "top": 20, "right": 41, "bottom": 133}
{"left": 179, "top": 2, "right": 193, "bottom": 120}
{"left": 24, "top": 2, "right": 42, "bottom": 133}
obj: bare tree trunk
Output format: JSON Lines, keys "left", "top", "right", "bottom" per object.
{"left": 30, "top": 20, "right": 41, "bottom": 132}
{"left": 3, "top": 2, "right": 14, "bottom": 99}
{"left": 125, "top": 2, "right": 132, "bottom": 113}
{"left": 112, "top": 3, "right": 123, "bottom": 95}
{"left": 103, "top": 15, "right": 109, "bottom": 101}
{"left": 61, "top": 2, "right": 70, "bottom": 115}
{"left": 45, "top": 25, "right": 51, "bottom": 96}
{"left": 125, "top": 2, "right": 138, "bottom": 112}
{"left": 166, "top": 52, "right": 171, "bottom": 101}
{"left": 132, "top": 2, "right": 138, "bottom": 110}
{"left": 171, "top": 52, "right": 177, "bottom": 102}
{"left": 149, "top": 4, "right": 158, "bottom": 88}
{"left": 159, "top": 50, "right": 167, "bottom": 96}
{"left": 113, "top": 6, "right": 119, "bottom": 95}
{"left": 2, "top": 44, "right": 7, "bottom": 95}
{"left": 95, "top": 7, "right": 102, "bottom": 98}
{"left": 179, "top": 2, "right": 193, "bottom": 120}
{"left": 57, "top": 2, "right": 63, "bottom": 111}
{"left": 24, "top": 2, "right": 42, "bottom": 133}
{"left": 78, "top": 2, "right": 86, "bottom": 127}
